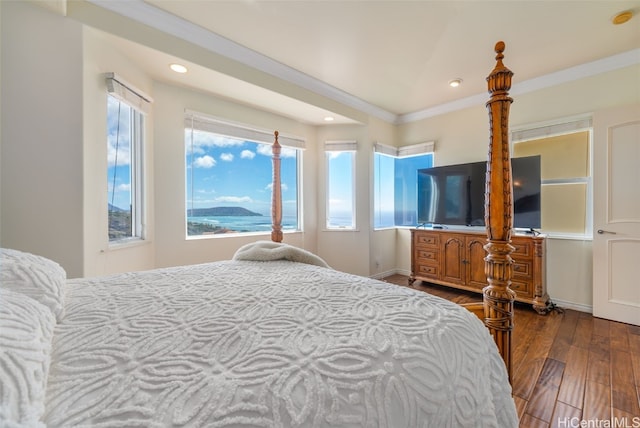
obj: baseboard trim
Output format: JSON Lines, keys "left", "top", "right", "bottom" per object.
{"left": 370, "top": 269, "right": 399, "bottom": 280}
{"left": 548, "top": 298, "right": 592, "bottom": 314}
{"left": 371, "top": 268, "right": 412, "bottom": 281}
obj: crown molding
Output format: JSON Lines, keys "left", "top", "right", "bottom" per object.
{"left": 397, "top": 48, "right": 640, "bottom": 124}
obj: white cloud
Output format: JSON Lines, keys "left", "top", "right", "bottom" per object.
{"left": 189, "top": 146, "right": 206, "bottom": 155}
{"left": 116, "top": 183, "right": 131, "bottom": 192}
{"left": 186, "top": 130, "right": 245, "bottom": 150}
{"left": 214, "top": 196, "right": 253, "bottom": 203}
{"left": 256, "top": 144, "right": 272, "bottom": 157}
{"left": 328, "top": 198, "right": 351, "bottom": 211}
{"left": 196, "top": 189, "right": 216, "bottom": 194}
{"left": 279, "top": 146, "right": 298, "bottom": 158}
{"left": 194, "top": 155, "right": 216, "bottom": 168}
{"left": 266, "top": 182, "right": 289, "bottom": 191}
{"left": 220, "top": 153, "right": 234, "bottom": 162}
{"left": 107, "top": 138, "right": 131, "bottom": 167}
{"left": 241, "top": 150, "right": 255, "bottom": 159}
{"left": 256, "top": 144, "right": 297, "bottom": 158}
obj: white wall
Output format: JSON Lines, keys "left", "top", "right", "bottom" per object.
{"left": 315, "top": 124, "right": 370, "bottom": 275}
{"left": 0, "top": 1, "right": 3, "bottom": 243}
{"left": 368, "top": 117, "right": 400, "bottom": 278}
{"left": 1, "top": 1, "right": 84, "bottom": 277}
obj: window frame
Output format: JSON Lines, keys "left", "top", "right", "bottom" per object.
{"left": 106, "top": 78, "right": 149, "bottom": 245}
{"left": 373, "top": 142, "right": 434, "bottom": 230}
{"left": 184, "top": 112, "right": 304, "bottom": 239}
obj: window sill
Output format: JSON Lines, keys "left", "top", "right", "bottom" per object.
{"left": 323, "top": 228, "right": 359, "bottom": 232}
{"left": 185, "top": 229, "right": 303, "bottom": 240}
{"left": 544, "top": 232, "right": 593, "bottom": 241}
{"left": 373, "top": 226, "right": 398, "bottom": 231}
{"left": 107, "top": 237, "right": 149, "bottom": 251}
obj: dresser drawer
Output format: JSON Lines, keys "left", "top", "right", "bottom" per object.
{"left": 415, "top": 233, "right": 439, "bottom": 247}
{"left": 511, "top": 240, "right": 532, "bottom": 258}
{"left": 416, "top": 248, "right": 439, "bottom": 262}
{"left": 513, "top": 260, "right": 532, "bottom": 278}
{"left": 511, "top": 278, "right": 532, "bottom": 298}
{"left": 417, "top": 263, "right": 439, "bottom": 278}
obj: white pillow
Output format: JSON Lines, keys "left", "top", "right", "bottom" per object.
{"left": 0, "top": 248, "right": 66, "bottom": 321}
{"left": 0, "top": 288, "right": 54, "bottom": 428}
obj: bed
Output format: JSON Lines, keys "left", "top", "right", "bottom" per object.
{"left": 0, "top": 43, "right": 519, "bottom": 427}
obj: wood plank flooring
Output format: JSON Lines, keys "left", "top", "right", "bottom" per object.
{"left": 382, "top": 274, "right": 640, "bottom": 427}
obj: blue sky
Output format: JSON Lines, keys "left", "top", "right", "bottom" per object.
{"left": 107, "top": 96, "right": 133, "bottom": 211}
{"left": 326, "top": 151, "right": 354, "bottom": 221}
{"left": 186, "top": 130, "right": 299, "bottom": 217}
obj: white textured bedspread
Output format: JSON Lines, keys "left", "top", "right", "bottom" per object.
{"left": 45, "top": 260, "right": 518, "bottom": 427}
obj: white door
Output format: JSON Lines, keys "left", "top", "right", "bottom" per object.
{"left": 592, "top": 104, "right": 640, "bottom": 326}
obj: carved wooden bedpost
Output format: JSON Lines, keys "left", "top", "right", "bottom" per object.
{"left": 484, "top": 41, "right": 516, "bottom": 380}
{"left": 271, "top": 131, "right": 283, "bottom": 243}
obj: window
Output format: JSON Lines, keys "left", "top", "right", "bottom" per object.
{"left": 106, "top": 74, "right": 149, "bottom": 243}
{"left": 512, "top": 119, "right": 592, "bottom": 235}
{"left": 325, "top": 141, "right": 356, "bottom": 229}
{"left": 374, "top": 142, "right": 434, "bottom": 229}
{"left": 185, "top": 112, "right": 303, "bottom": 237}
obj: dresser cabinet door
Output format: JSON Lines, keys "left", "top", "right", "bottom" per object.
{"left": 466, "top": 237, "right": 488, "bottom": 290}
{"left": 441, "top": 235, "right": 466, "bottom": 285}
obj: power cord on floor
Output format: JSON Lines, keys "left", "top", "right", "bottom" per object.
{"left": 545, "top": 300, "right": 564, "bottom": 314}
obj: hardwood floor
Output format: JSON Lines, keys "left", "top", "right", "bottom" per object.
{"left": 382, "top": 274, "right": 640, "bottom": 428}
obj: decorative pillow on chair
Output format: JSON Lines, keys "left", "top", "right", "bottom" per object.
{"left": 0, "top": 288, "right": 55, "bottom": 428}
{"left": 0, "top": 248, "right": 66, "bottom": 321}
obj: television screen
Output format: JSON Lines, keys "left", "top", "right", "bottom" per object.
{"left": 417, "top": 155, "right": 541, "bottom": 229}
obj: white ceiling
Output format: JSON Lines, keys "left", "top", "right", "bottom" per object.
{"left": 78, "top": 0, "right": 640, "bottom": 125}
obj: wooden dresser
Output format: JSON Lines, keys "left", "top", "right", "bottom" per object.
{"left": 409, "top": 228, "right": 549, "bottom": 313}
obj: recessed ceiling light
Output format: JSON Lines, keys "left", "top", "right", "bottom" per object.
{"left": 448, "top": 78, "right": 463, "bottom": 88}
{"left": 612, "top": 10, "right": 633, "bottom": 25}
{"left": 170, "top": 63, "right": 188, "bottom": 73}
{"left": 324, "top": 116, "right": 335, "bottom": 122}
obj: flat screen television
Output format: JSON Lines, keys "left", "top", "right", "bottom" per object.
{"left": 417, "top": 155, "right": 541, "bottom": 229}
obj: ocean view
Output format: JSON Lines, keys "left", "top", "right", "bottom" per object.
{"left": 188, "top": 215, "right": 299, "bottom": 235}
{"left": 187, "top": 211, "right": 406, "bottom": 236}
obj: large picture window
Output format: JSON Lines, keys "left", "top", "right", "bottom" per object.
{"left": 374, "top": 142, "right": 434, "bottom": 229}
{"left": 185, "top": 113, "right": 303, "bottom": 237}
{"left": 107, "top": 74, "right": 149, "bottom": 243}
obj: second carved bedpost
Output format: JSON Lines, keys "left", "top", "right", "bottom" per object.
{"left": 271, "top": 131, "right": 283, "bottom": 243}
{"left": 484, "top": 41, "right": 516, "bottom": 380}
